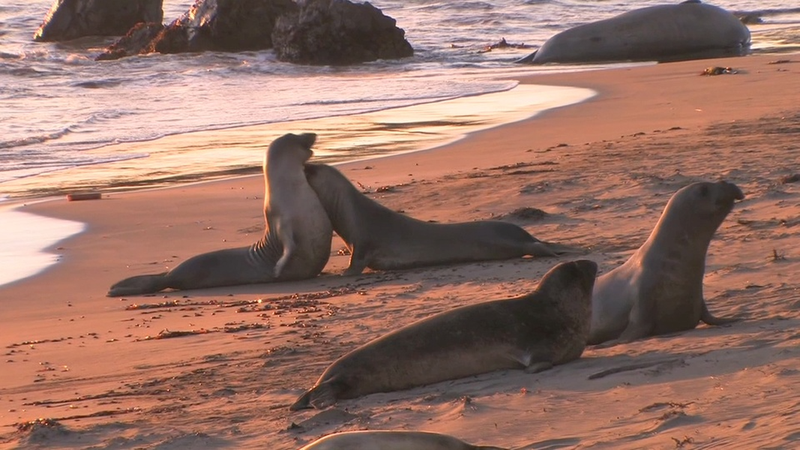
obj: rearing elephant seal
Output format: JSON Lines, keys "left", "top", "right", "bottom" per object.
{"left": 300, "top": 431, "right": 507, "bottom": 450}
{"left": 107, "top": 133, "right": 332, "bottom": 296}
{"left": 303, "top": 163, "right": 574, "bottom": 276}
{"left": 290, "top": 259, "right": 598, "bottom": 410}
{"left": 517, "top": 1, "right": 751, "bottom": 64}
{"left": 589, "top": 181, "right": 744, "bottom": 345}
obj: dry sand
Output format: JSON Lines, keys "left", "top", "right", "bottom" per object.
{"left": 1, "top": 54, "right": 799, "bottom": 449}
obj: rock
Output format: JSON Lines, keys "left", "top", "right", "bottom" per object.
{"left": 95, "top": 22, "right": 164, "bottom": 61}
{"left": 272, "top": 0, "right": 414, "bottom": 65}
{"left": 150, "top": 0, "right": 299, "bottom": 53}
{"left": 34, "top": 0, "right": 163, "bottom": 42}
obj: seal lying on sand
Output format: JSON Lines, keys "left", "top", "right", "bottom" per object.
{"left": 290, "top": 259, "right": 598, "bottom": 410}
{"left": 303, "top": 163, "right": 575, "bottom": 275}
{"left": 107, "top": 133, "right": 332, "bottom": 296}
{"left": 299, "top": 430, "right": 507, "bottom": 450}
{"left": 517, "top": 1, "right": 751, "bottom": 64}
{"left": 589, "top": 180, "right": 744, "bottom": 345}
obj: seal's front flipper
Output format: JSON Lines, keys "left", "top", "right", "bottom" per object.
{"left": 343, "top": 246, "right": 368, "bottom": 276}
{"left": 275, "top": 229, "right": 296, "bottom": 278}
{"left": 107, "top": 273, "right": 170, "bottom": 297}
{"left": 700, "top": 301, "right": 740, "bottom": 326}
{"left": 524, "top": 361, "right": 554, "bottom": 374}
{"left": 505, "top": 349, "right": 553, "bottom": 373}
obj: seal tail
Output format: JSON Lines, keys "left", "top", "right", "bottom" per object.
{"left": 514, "top": 49, "right": 538, "bottom": 64}
{"left": 524, "top": 241, "right": 584, "bottom": 257}
{"left": 700, "top": 301, "right": 739, "bottom": 326}
{"left": 107, "top": 273, "right": 171, "bottom": 297}
{"left": 289, "top": 382, "right": 339, "bottom": 411}
{"left": 289, "top": 389, "right": 314, "bottom": 411}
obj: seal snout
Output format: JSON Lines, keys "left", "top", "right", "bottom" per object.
{"left": 571, "top": 259, "right": 599, "bottom": 280}
{"left": 717, "top": 180, "right": 745, "bottom": 203}
{"left": 296, "top": 132, "right": 317, "bottom": 150}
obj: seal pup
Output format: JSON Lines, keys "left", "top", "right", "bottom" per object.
{"left": 303, "top": 163, "right": 574, "bottom": 276}
{"left": 107, "top": 133, "right": 332, "bottom": 296}
{"left": 299, "top": 430, "right": 507, "bottom": 450}
{"left": 517, "top": 1, "right": 750, "bottom": 64}
{"left": 589, "top": 180, "right": 744, "bottom": 345}
{"left": 290, "top": 259, "right": 598, "bottom": 410}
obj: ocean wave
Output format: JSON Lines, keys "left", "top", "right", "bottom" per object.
{"left": 0, "top": 129, "right": 72, "bottom": 150}
{"left": 0, "top": 153, "right": 149, "bottom": 184}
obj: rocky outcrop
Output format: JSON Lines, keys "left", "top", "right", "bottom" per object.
{"left": 150, "top": 0, "right": 298, "bottom": 53}
{"left": 34, "top": 0, "right": 163, "bottom": 42}
{"left": 96, "top": 0, "right": 298, "bottom": 59}
{"left": 95, "top": 22, "right": 164, "bottom": 60}
{"left": 272, "top": 0, "right": 414, "bottom": 65}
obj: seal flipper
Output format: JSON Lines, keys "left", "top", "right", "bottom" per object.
{"left": 505, "top": 348, "right": 554, "bottom": 373}
{"left": 107, "top": 273, "right": 171, "bottom": 297}
{"left": 524, "top": 361, "right": 555, "bottom": 374}
{"left": 343, "top": 246, "right": 368, "bottom": 276}
{"left": 700, "top": 301, "right": 739, "bottom": 326}
{"left": 274, "top": 227, "right": 296, "bottom": 278}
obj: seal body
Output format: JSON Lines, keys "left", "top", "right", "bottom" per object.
{"left": 304, "top": 163, "right": 572, "bottom": 276}
{"left": 290, "top": 259, "right": 598, "bottom": 410}
{"left": 518, "top": 1, "right": 750, "bottom": 64}
{"left": 299, "top": 430, "right": 506, "bottom": 450}
{"left": 107, "top": 133, "right": 332, "bottom": 296}
{"left": 589, "top": 181, "right": 744, "bottom": 345}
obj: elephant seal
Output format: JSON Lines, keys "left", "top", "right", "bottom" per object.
{"left": 517, "top": 1, "right": 751, "bottom": 64}
{"left": 290, "top": 259, "right": 598, "bottom": 410}
{"left": 300, "top": 430, "right": 506, "bottom": 450}
{"left": 107, "top": 133, "right": 332, "bottom": 296}
{"left": 588, "top": 181, "right": 744, "bottom": 345}
{"left": 303, "top": 163, "right": 575, "bottom": 276}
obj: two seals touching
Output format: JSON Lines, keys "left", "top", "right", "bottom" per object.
{"left": 299, "top": 430, "right": 506, "bottom": 450}
{"left": 517, "top": 1, "right": 751, "bottom": 64}
{"left": 303, "top": 163, "right": 576, "bottom": 275}
{"left": 589, "top": 180, "right": 744, "bottom": 345}
{"left": 107, "top": 133, "right": 332, "bottom": 296}
{"left": 290, "top": 259, "right": 598, "bottom": 410}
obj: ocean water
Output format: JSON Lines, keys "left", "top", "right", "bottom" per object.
{"left": 0, "top": 206, "right": 84, "bottom": 287}
{"left": 1, "top": 0, "right": 799, "bottom": 199}
{"left": 0, "top": 1, "right": 799, "bottom": 286}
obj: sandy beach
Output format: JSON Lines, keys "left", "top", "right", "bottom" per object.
{"left": 2, "top": 53, "right": 800, "bottom": 449}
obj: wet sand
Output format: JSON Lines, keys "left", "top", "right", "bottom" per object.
{"left": 1, "top": 54, "right": 799, "bottom": 449}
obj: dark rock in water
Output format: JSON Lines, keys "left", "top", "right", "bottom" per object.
{"left": 150, "top": 0, "right": 299, "bottom": 53}
{"left": 148, "top": 22, "right": 193, "bottom": 54}
{"left": 95, "top": 22, "right": 164, "bottom": 61}
{"left": 34, "top": 0, "right": 163, "bottom": 42}
{"left": 272, "top": 0, "right": 414, "bottom": 65}
{"left": 97, "top": 0, "right": 298, "bottom": 59}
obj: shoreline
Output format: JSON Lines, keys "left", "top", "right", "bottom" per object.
{"left": 0, "top": 79, "right": 604, "bottom": 200}
{"left": 2, "top": 53, "right": 799, "bottom": 449}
